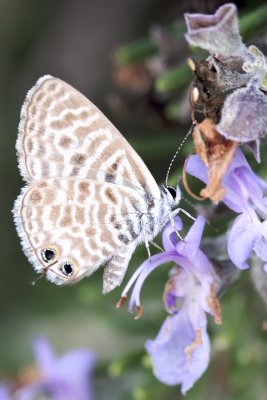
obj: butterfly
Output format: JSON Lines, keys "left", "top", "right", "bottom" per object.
{"left": 13, "top": 75, "right": 181, "bottom": 293}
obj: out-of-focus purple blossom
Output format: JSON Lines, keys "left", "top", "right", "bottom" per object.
{"left": 2, "top": 337, "right": 96, "bottom": 400}
{"left": 184, "top": 4, "right": 245, "bottom": 57}
{"left": 0, "top": 385, "right": 12, "bottom": 400}
{"left": 186, "top": 148, "right": 267, "bottom": 271}
{"left": 18, "top": 337, "right": 96, "bottom": 400}
{"left": 119, "top": 216, "right": 221, "bottom": 395}
{"left": 217, "top": 78, "right": 267, "bottom": 161}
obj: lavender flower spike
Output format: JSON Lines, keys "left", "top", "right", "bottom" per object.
{"left": 184, "top": 3, "right": 245, "bottom": 57}
{"left": 120, "top": 216, "right": 221, "bottom": 394}
{"left": 186, "top": 148, "right": 267, "bottom": 271}
{"left": 16, "top": 337, "right": 96, "bottom": 400}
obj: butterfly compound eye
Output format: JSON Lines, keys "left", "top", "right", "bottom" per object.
{"left": 61, "top": 262, "right": 74, "bottom": 277}
{"left": 41, "top": 248, "right": 56, "bottom": 263}
{"left": 167, "top": 186, "right": 176, "bottom": 199}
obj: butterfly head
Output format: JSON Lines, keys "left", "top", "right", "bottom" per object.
{"left": 37, "top": 245, "right": 80, "bottom": 284}
{"left": 161, "top": 184, "right": 181, "bottom": 208}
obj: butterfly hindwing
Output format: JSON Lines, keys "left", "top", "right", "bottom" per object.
{"left": 13, "top": 177, "right": 145, "bottom": 290}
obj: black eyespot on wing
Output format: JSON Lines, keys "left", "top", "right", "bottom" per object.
{"left": 41, "top": 248, "right": 56, "bottom": 263}
{"left": 61, "top": 262, "right": 74, "bottom": 276}
{"left": 105, "top": 173, "right": 115, "bottom": 183}
{"left": 167, "top": 186, "right": 176, "bottom": 199}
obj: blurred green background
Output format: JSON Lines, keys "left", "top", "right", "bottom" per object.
{"left": 0, "top": 0, "right": 267, "bottom": 399}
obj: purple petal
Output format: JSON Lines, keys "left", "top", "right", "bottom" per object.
{"left": 162, "top": 217, "right": 183, "bottom": 251}
{"left": 222, "top": 174, "right": 250, "bottom": 213}
{"left": 176, "top": 216, "right": 211, "bottom": 274}
{"left": 237, "top": 167, "right": 265, "bottom": 202}
{"left": 225, "top": 147, "right": 249, "bottom": 171}
{"left": 165, "top": 290, "right": 178, "bottom": 312}
{"left": 52, "top": 350, "right": 96, "bottom": 400}
{"left": 163, "top": 268, "right": 187, "bottom": 313}
{"left": 223, "top": 166, "right": 263, "bottom": 213}
{"left": 128, "top": 252, "right": 182, "bottom": 311}
{"left": 217, "top": 80, "right": 267, "bottom": 142}
{"left": 257, "top": 177, "right": 267, "bottom": 193}
{"left": 184, "top": 4, "right": 244, "bottom": 56}
{"left": 24, "top": 339, "right": 96, "bottom": 400}
{"left": 16, "top": 383, "right": 53, "bottom": 400}
{"left": 254, "top": 221, "right": 267, "bottom": 262}
{"left": 186, "top": 155, "right": 208, "bottom": 185}
{"left": 17, "top": 382, "right": 74, "bottom": 400}
{"left": 187, "top": 149, "right": 265, "bottom": 214}
{"left": 0, "top": 385, "right": 12, "bottom": 400}
{"left": 181, "top": 216, "right": 205, "bottom": 252}
{"left": 145, "top": 309, "right": 210, "bottom": 395}
{"left": 33, "top": 337, "right": 55, "bottom": 374}
{"left": 186, "top": 154, "right": 244, "bottom": 212}
{"left": 227, "top": 213, "right": 261, "bottom": 269}
{"left": 254, "top": 239, "right": 267, "bottom": 262}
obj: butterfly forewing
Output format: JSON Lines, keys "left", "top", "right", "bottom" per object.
{"left": 17, "top": 75, "right": 160, "bottom": 198}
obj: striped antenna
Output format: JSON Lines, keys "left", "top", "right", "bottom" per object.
{"left": 165, "top": 124, "right": 194, "bottom": 187}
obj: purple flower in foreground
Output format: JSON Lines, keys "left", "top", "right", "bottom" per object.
{"left": 186, "top": 148, "right": 267, "bottom": 271}
{"left": 119, "top": 216, "right": 221, "bottom": 395}
{"left": 7, "top": 337, "right": 96, "bottom": 400}
{"left": 0, "top": 385, "right": 12, "bottom": 400}
{"left": 184, "top": 3, "right": 245, "bottom": 57}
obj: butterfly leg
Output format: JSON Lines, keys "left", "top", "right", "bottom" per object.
{"left": 144, "top": 238, "right": 151, "bottom": 260}
{"left": 168, "top": 209, "right": 184, "bottom": 241}
{"left": 141, "top": 224, "right": 152, "bottom": 260}
{"left": 150, "top": 240, "right": 163, "bottom": 252}
{"left": 172, "top": 207, "right": 196, "bottom": 221}
{"left": 102, "top": 244, "right": 135, "bottom": 294}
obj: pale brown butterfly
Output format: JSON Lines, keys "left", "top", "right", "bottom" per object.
{"left": 13, "top": 75, "right": 181, "bottom": 293}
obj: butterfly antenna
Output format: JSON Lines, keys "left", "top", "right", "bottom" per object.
{"left": 181, "top": 195, "right": 220, "bottom": 232}
{"left": 165, "top": 124, "right": 194, "bottom": 187}
{"left": 181, "top": 195, "right": 199, "bottom": 217}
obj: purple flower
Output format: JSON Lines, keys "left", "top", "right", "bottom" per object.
{"left": 0, "top": 385, "right": 12, "bottom": 400}
{"left": 184, "top": 4, "right": 245, "bottom": 57}
{"left": 217, "top": 78, "right": 267, "bottom": 161}
{"left": 119, "top": 216, "right": 221, "bottom": 395}
{"left": 186, "top": 148, "right": 267, "bottom": 271}
{"left": 145, "top": 309, "right": 210, "bottom": 395}
{"left": 11, "top": 337, "right": 96, "bottom": 400}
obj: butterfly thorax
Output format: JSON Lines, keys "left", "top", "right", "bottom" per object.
{"left": 140, "top": 185, "right": 181, "bottom": 241}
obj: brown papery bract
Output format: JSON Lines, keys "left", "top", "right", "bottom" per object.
{"left": 184, "top": 118, "right": 238, "bottom": 203}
